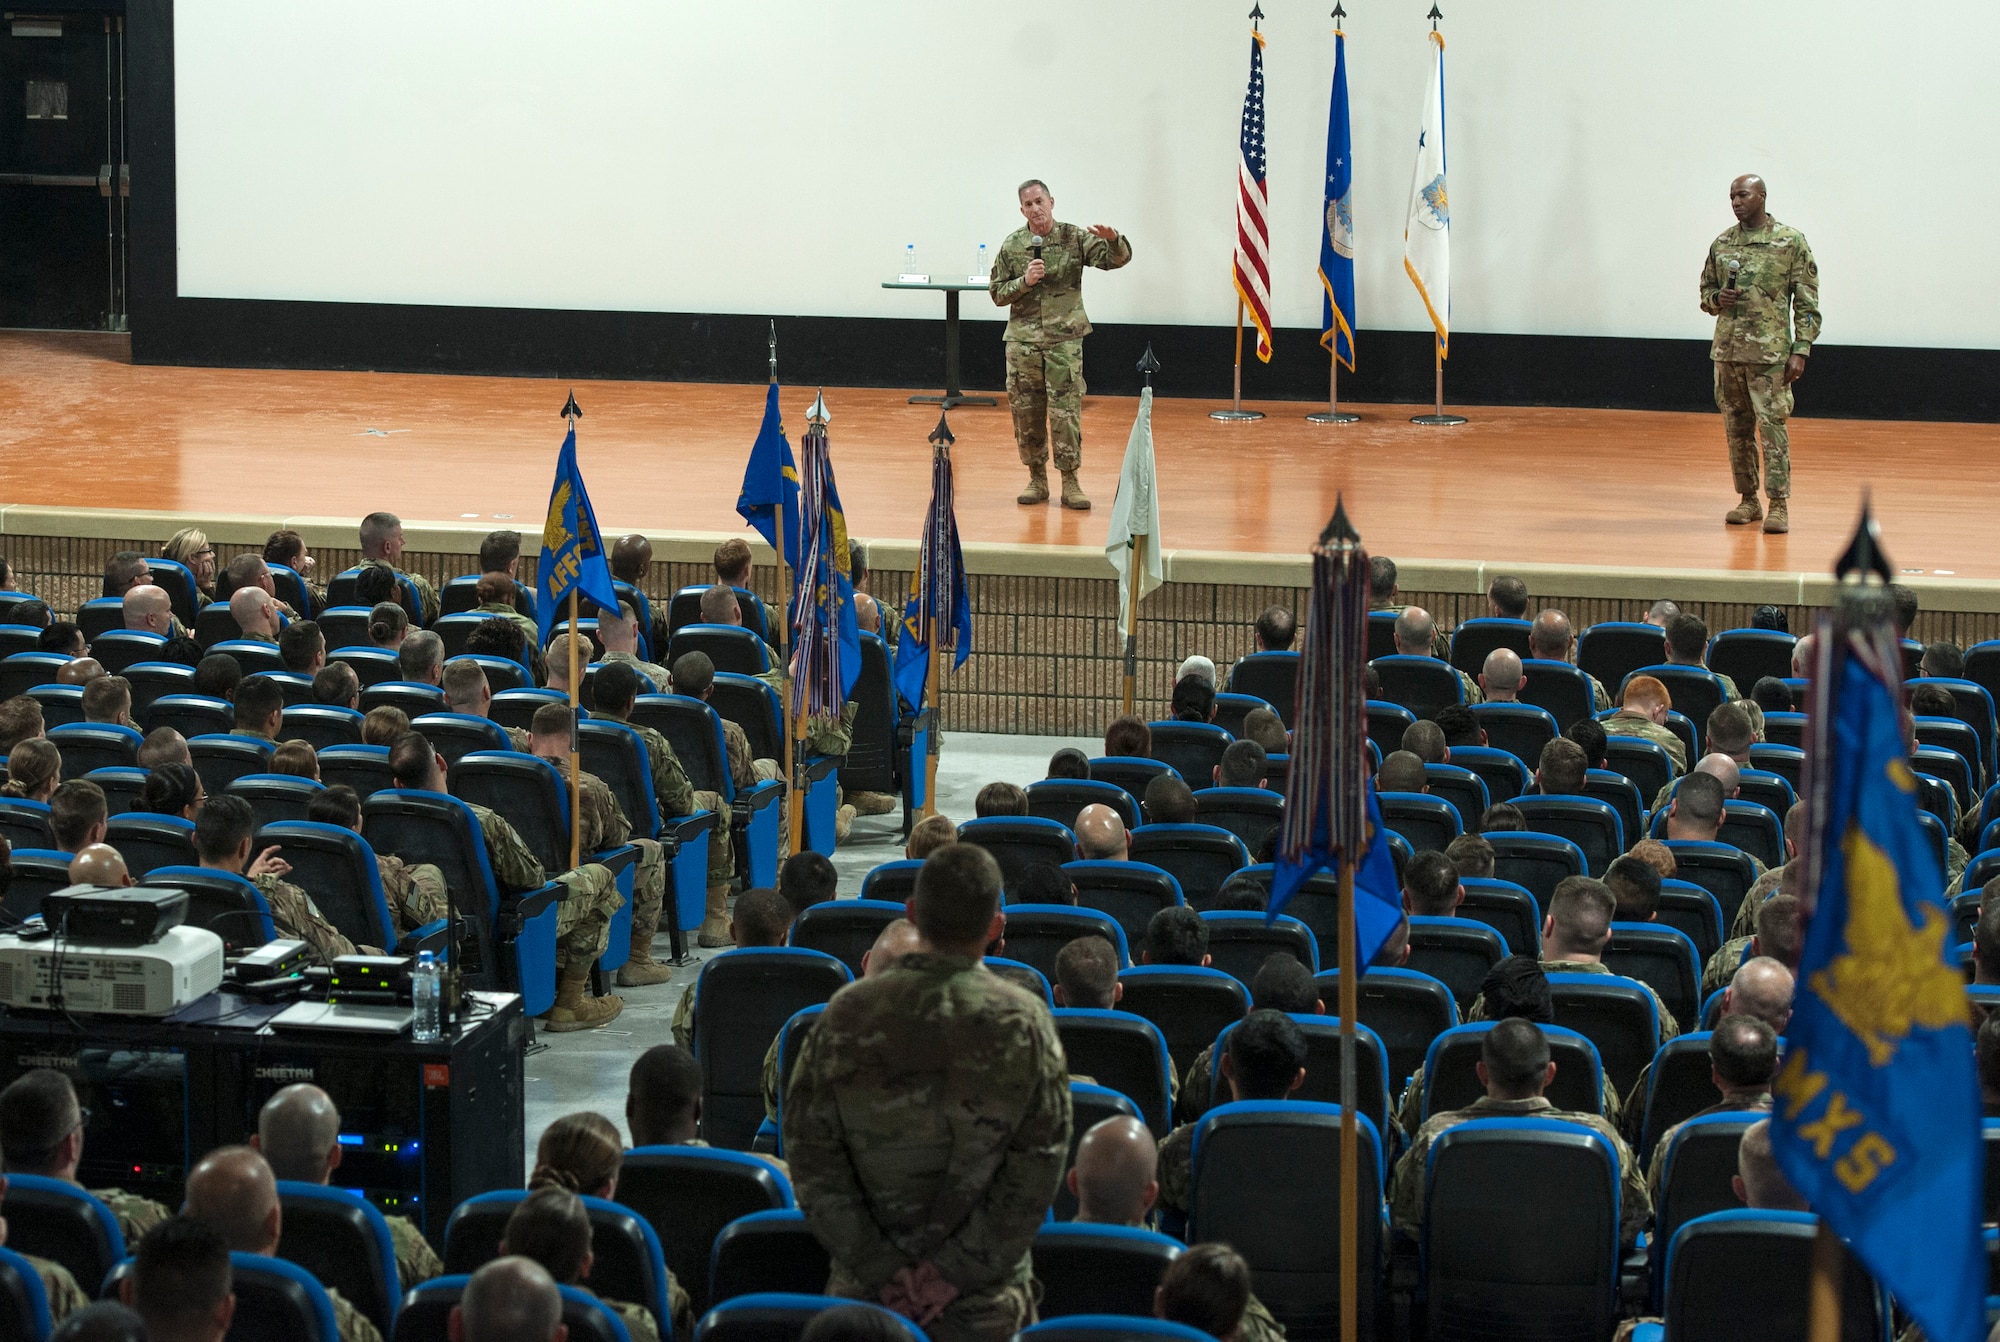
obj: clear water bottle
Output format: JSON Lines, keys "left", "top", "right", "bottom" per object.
{"left": 903, "top": 242, "right": 919, "bottom": 279}
{"left": 411, "top": 950, "right": 441, "bottom": 1042}
{"left": 975, "top": 243, "right": 989, "bottom": 281}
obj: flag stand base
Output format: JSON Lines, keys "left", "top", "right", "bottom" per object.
{"left": 1210, "top": 408, "right": 1265, "bottom": 422}
{"left": 1307, "top": 409, "right": 1360, "bottom": 424}
{"left": 1212, "top": 305, "right": 1265, "bottom": 421}
{"left": 1412, "top": 349, "right": 1466, "bottom": 424}
{"left": 1410, "top": 412, "right": 1467, "bottom": 425}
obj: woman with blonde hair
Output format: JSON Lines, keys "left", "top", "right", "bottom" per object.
{"left": 161, "top": 528, "right": 217, "bottom": 605}
{"left": 0, "top": 740, "right": 60, "bottom": 802}
{"left": 526, "top": 1113, "right": 687, "bottom": 1339}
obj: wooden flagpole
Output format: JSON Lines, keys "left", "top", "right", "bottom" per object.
{"left": 1338, "top": 861, "right": 1359, "bottom": 1342}
{"left": 921, "top": 588, "right": 942, "bottom": 820}
{"left": 1120, "top": 533, "right": 1145, "bottom": 716}
{"left": 1211, "top": 297, "right": 1264, "bottom": 422}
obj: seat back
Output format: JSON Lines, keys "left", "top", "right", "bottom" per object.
{"left": 1366, "top": 699, "right": 1418, "bottom": 761}
{"left": 1052, "top": 1008, "right": 1174, "bottom": 1135}
{"left": 1626, "top": 665, "right": 1726, "bottom": 738}
{"left": 1423, "top": 1119, "right": 1621, "bottom": 1342}
{"left": 1635, "top": 1032, "right": 1729, "bottom": 1164}
{"left": 1548, "top": 972, "right": 1662, "bottom": 1095}
{"left": 1027, "top": 779, "right": 1140, "bottom": 833}
{"left": 1511, "top": 796, "right": 1623, "bottom": 877}
{"left": 76, "top": 597, "right": 127, "bottom": 643}
{"left": 1313, "top": 966, "right": 1459, "bottom": 1093}
{"left": 225, "top": 1251, "right": 342, "bottom": 1342}
{"left": 329, "top": 646, "right": 403, "bottom": 689}
{"left": 995, "top": 905, "right": 1129, "bottom": 982}
{"left": 1032, "top": 1223, "right": 1184, "bottom": 1322}
{"left": 1422, "top": 764, "right": 1490, "bottom": 835}
{"left": 391, "top": 1277, "right": 639, "bottom": 1342}
{"left": 0, "top": 800, "right": 55, "bottom": 852}
{"left": 1662, "top": 841, "right": 1760, "bottom": 933}
{"left": 1216, "top": 864, "right": 1343, "bottom": 964}
{"left": 1655, "top": 881, "right": 1726, "bottom": 964}
{"left": 85, "top": 765, "right": 149, "bottom": 817}
{"left": 189, "top": 733, "right": 276, "bottom": 794}
{"left": 407, "top": 713, "right": 513, "bottom": 770}
{"left": 140, "top": 866, "right": 274, "bottom": 951}
{"left": 1212, "top": 693, "right": 1275, "bottom": 741}
{"left": 1, "top": 850, "right": 75, "bottom": 922}
{"left": 260, "top": 821, "right": 398, "bottom": 952}
{"left": 1716, "top": 798, "right": 1786, "bottom": 870}
{"left": 1706, "top": 628, "right": 1796, "bottom": 692}
{"left": 708, "top": 1209, "right": 831, "bottom": 1306}
{"left": 361, "top": 789, "right": 503, "bottom": 926}
{"left": 1205, "top": 1016, "right": 1391, "bottom": 1141}
{"left": 668, "top": 624, "right": 771, "bottom": 676}
{"left": 449, "top": 752, "right": 570, "bottom": 875}
{"left": 143, "top": 693, "right": 235, "bottom": 739}
{"left": 1449, "top": 618, "right": 1534, "bottom": 677}
{"left": 1227, "top": 652, "right": 1300, "bottom": 725}
{"left": 0, "top": 652, "right": 68, "bottom": 698}
{"left": 1748, "top": 742, "right": 1804, "bottom": 794}
{"left": 578, "top": 720, "right": 664, "bottom": 841}
{"left": 1470, "top": 703, "right": 1561, "bottom": 768}
{"left": 211, "top": 638, "right": 287, "bottom": 677}
{"left": 1910, "top": 676, "right": 1998, "bottom": 779}
{"left": 227, "top": 773, "right": 326, "bottom": 828}
{"left": 23, "top": 683, "right": 84, "bottom": 730}
{"left": 1200, "top": 911, "right": 1317, "bottom": 980}
{"left": 315, "top": 609, "right": 373, "bottom": 650}
{"left": 857, "top": 860, "right": 923, "bottom": 906}
{"left": 276, "top": 1180, "right": 401, "bottom": 1336}
{"left": 1378, "top": 792, "right": 1463, "bottom": 856}
{"left": 0, "top": 1173, "right": 124, "bottom": 1295}
{"left": 1087, "top": 756, "right": 1178, "bottom": 809}
{"left": 1446, "top": 745, "right": 1529, "bottom": 804}
{"left": 279, "top": 705, "right": 365, "bottom": 750}
{"left": 788, "top": 898, "right": 903, "bottom": 978}
{"left": 488, "top": 687, "right": 569, "bottom": 733}
{"left": 959, "top": 816, "right": 1078, "bottom": 896}
{"left": 1662, "top": 1210, "right": 1885, "bottom": 1342}
{"left": 1190, "top": 787, "right": 1283, "bottom": 858}
{"left": 617, "top": 1146, "right": 794, "bottom": 1319}
{"left": 104, "top": 811, "right": 197, "bottom": 878}
{"left": 1116, "top": 966, "right": 1249, "bottom": 1076}
{"left": 360, "top": 681, "right": 446, "bottom": 718}
{"left": 48, "top": 722, "right": 143, "bottom": 778}
{"left": 1600, "top": 733, "right": 1675, "bottom": 806}
{"left": 319, "top": 745, "right": 394, "bottom": 801}
{"left": 1147, "top": 722, "right": 1233, "bottom": 790}
{"left": 1516, "top": 659, "right": 1595, "bottom": 733}
{"left": 1578, "top": 622, "right": 1665, "bottom": 691}
{"left": 1604, "top": 923, "right": 1702, "bottom": 1030}
{"left": 1189, "top": 1101, "right": 1385, "bottom": 1341}
{"left": 1062, "top": 860, "right": 1184, "bottom": 946}
{"left": 1579, "top": 770, "right": 1644, "bottom": 861}
{"left": 694, "top": 949, "right": 853, "bottom": 1149}
{"left": 122, "top": 661, "right": 197, "bottom": 713}
{"left": 1653, "top": 1114, "right": 1778, "bottom": 1282}
{"left": 443, "top": 1190, "right": 668, "bottom": 1334}
{"left": 0, "top": 1246, "right": 48, "bottom": 1342}
{"left": 89, "top": 630, "right": 168, "bottom": 674}
{"left": 838, "top": 632, "right": 903, "bottom": 797}
{"left": 1421, "top": 1023, "right": 1603, "bottom": 1119}
{"left": 0, "top": 626, "right": 37, "bottom": 661}
{"left": 1405, "top": 917, "right": 1508, "bottom": 1011}
{"left": 1485, "top": 831, "right": 1587, "bottom": 908}
{"left": 1127, "top": 825, "right": 1248, "bottom": 906}
{"left": 1371, "top": 654, "right": 1464, "bottom": 720}
{"left": 628, "top": 695, "right": 733, "bottom": 800}
{"left": 1911, "top": 746, "right": 1974, "bottom": 816}
{"left": 1458, "top": 878, "right": 1540, "bottom": 957}
{"left": 710, "top": 673, "right": 788, "bottom": 764}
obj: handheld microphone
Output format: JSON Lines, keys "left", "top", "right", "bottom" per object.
{"left": 1726, "top": 258, "right": 1741, "bottom": 292}
{"left": 1030, "top": 233, "right": 1044, "bottom": 263}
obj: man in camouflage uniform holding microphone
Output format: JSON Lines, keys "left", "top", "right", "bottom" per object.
{"left": 989, "top": 180, "right": 1131, "bottom": 511}
{"left": 1699, "top": 173, "right": 1821, "bottom": 535}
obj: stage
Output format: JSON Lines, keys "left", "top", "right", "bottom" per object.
{"left": 4, "top": 330, "right": 1997, "bottom": 734}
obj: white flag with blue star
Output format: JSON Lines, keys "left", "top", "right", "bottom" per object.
{"left": 1403, "top": 30, "right": 1450, "bottom": 358}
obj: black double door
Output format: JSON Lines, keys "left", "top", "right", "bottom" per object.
{"left": 0, "top": 6, "right": 126, "bottom": 330}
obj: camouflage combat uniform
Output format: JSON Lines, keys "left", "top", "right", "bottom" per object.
{"left": 472, "top": 599, "right": 538, "bottom": 646}
{"left": 465, "top": 799, "right": 621, "bottom": 971}
{"left": 989, "top": 222, "right": 1133, "bottom": 472}
{"left": 604, "top": 650, "right": 672, "bottom": 695}
{"left": 87, "top": 1185, "right": 171, "bottom": 1244}
{"left": 540, "top": 756, "right": 654, "bottom": 969}
{"left": 255, "top": 872, "right": 373, "bottom": 959}
{"left": 376, "top": 853, "right": 448, "bottom": 937}
{"left": 1645, "top": 1092, "right": 1771, "bottom": 1203}
{"left": 397, "top": 568, "right": 441, "bottom": 627}
{"left": 1469, "top": 959, "right": 1679, "bottom": 1040}
{"left": 592, "top": 702, "right": 729, "bottom": 890}
{"left": 1600, "top": 710, "right": 1688, "bottom": 773}
{"left": 1702, "top": 936, "right": 1755, "bottom": 996}
{"left": 1699, "top": 218, "right": 1820, "bottom": 502}
{"left": 23, "top": 1253, "right": 85, "bottom": 1325}
{"left": 327, "top": 1284, "right": 384, "bottom": 1342}
{"left": 785, "top": 954, "right": 1071, "bottom": 1342}
{"left": 1393, "top": 1064, "right": 1623, "bottom": 1140}
{"left": 385, "top": 1213, "right": 442, "bottom": 1288}
{"left": 1390, "top": 1095, "right": 1651, "bottom": 1248}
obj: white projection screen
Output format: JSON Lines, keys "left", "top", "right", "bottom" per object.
{"left": 174, "top": 0, "right": 2000, "bottom": 349}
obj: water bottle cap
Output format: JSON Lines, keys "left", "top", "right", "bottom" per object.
{"left": 418, "top": 950, "right": 434, "bottom": 964}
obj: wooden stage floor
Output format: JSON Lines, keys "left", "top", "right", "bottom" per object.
{"left": 4, "top": 330, "right": 1995, "bottom": 580}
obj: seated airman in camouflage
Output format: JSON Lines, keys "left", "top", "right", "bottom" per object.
{"left": 196, "top": 794, "right": 371, "bottom": 960}
{"left": 0, "top": 1069, "right": 172, "bottom": 1246}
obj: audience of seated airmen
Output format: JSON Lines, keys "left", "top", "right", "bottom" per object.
{"left": 1390, "top": 607, "right": 1481, "bottom": 705}
{"left": 1176, "top": 953, "right": 1324, "bottom": 1126}
{"left": 1468, "top": 875, "right": 1680, "bottom": 1039}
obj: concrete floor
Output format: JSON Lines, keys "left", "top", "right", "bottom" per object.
{"left": 520, "top": 730, "right": 1095, "bottom": 1169}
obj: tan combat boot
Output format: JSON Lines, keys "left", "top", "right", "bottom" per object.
{"left": 697, "top": 884, "right": 734, "bottom": 948}
{"left": 544, "top": 970, "right": 623, "bottom": 1032}
{"left": 1060, "top": 471, "right": 1091, "bottom": 510}
{"left": 616, "top": 905, "right": 674, "bottom": 986}
{"left": 1017, "top": 466, "right": 1049, "bottom": 505}
{"left": 1725, "top": 493, "right": 1763, "bottom": 525}
{"left": 1763, "top": 497, "right": 1789, "bottom": 534}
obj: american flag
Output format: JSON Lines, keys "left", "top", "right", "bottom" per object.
{"left": 1234, "top": 29, "right": 1274, "bottom": 363}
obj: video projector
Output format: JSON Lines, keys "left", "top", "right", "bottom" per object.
{"left": 0, "top": 886, "right": 225, "bottom": 1014}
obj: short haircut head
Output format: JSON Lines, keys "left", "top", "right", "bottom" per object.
{"left": 1158, "top": 1243, "right": 1252, "bottom": 1341}
{"left": 911, "top": 843, "right": 1002, "bottom": 947}
{"left": 1536, "top": 737, "right": 1588, "bottom": 794}
{"left": 441, "top": 659, "right": 490, "bottom": 709}
{"left": 1241, "top": 708, "right": 1288, "bottom": 753}
{"left": 1017, "top": 178, "right": 1051, "bottom": 200}
{"left": 1923, "top": 640, "right": 1965, "bottom": 679}
{"left": 130, "top": 1217, "right": 233, "bottom": 1339}
{"left": 800, "top": 1305, "right": 911, "bottom": 1342}
{"left": 593, "top": 659, "right": 643, "bottom": 714}
{"left": 974, "top": 781, "right": 1029, "bottom": 818}
{"left": 0, "top": 1068, "right": 81, "bottom": 1171}
{"left": 1143, "top": 774, "right": 1197, "bottom": 824}
{"left": 1011, "top": 861, "right": 1076, "bottom": 905}
{"left": 1750, "top": 676, "right": 1794, "bottom": 713}
{"left": 1911, "top": 683, "right": 1956, "bottom": 718}
{"left": 1480, "top": 802, "right": 1525, "bottom": 833}
{"left": 501, "top": 1186, "right": 593, "bottom": 1283}
{"left": 81, "top": 674, "right": 130, "bottom": 723}
{"left": 1706, "top": 701, "right": 1755, "bottom": 754}
{"left": 1104, "top": 715, "right": 1151, "bottom": 758}
{"left": 1479, "top": 955, "right": 1554, "bottom": 1023}
{"left": 1547, "top": 876, "right": 1616, "bottom": 952}
{"left": 712, "top": 537, "right": 753, "bottom": 583}
{"left": 1488, "top": 574, "right": 1529, "bottom": 618}
{"left": 459, "top": 1256, "right": 563, "bottom": 1342}
{"left": 194, "top": 793, "right": 256, "bottom": 862}
{"left": 255, "top": 1083, "right": 341, "bottom": 1182}
{"left": 1400, "top": 720, "right": 1446, "bottom": 764}
{"left": 398, "top": 629, "right": 445, "bottom": 680}
{"left": 1481, "top": 1017, "right": 1552, "bottom": 1093}
{"left": 1629, "top": 837, "right": 1678, "bottom": 879}
{"left": 312, "top": 662, "right": 360, "bottom": 706}
{"left": 1141, "top": 905, "right": 1207, "bottom": 965}
{"left": 1228, "top": 1009, "right": 1308, "bottom": 1098}
{"left": 1755, "top": 893, "right": 1803, "bottom": 966}
{"left": 363, "top": 704, "right": 412, "bottom": 746}
{"left": 1256, "top": 605, "right": 1297, "bottom": 650}
{"left": 1433, "top": 706, "right": 1481, "bottom": 748}
{"left": 138, "top": 727, "right": 191, "bottom": 768}
{"left": 698, "top": 584, "right": 739, "bottom": 624}
{"left": 1249, "top": 951, "right": 1317, "bottom": 1013}
{"left": 670, "top": 650, "right": 715, "bottom": 699}
{"left": 1710, "top": 1013, "right": 1779, "bottom": 1088}
{"left": 233, "top": 674, "right": 285, "bottom": 726}
{"left": 778, "top": 850, "right": 837, "bottom": 913}
{"left": 1217, "top": 739, "right": 1267, "bottom": 788}
{"left": 278, "top": 620, "right": 324, "bottom": 673}
{"left": 627, "top": 1044, "right": 702, "bottom": 1144}
{"left": 1565, "top": 717, "right": 1608, "bottom": 768}
{"left": 193, "top": 653, "right": 241, "bottom": 701}
{"left": 388, "top": 730, "right": 439, "bottom": 787}
{"left": 1376, "top": 750, "right": 1428, "bottom": 794}
{"left": 480, "top": 529, "right": 523, "bottom": 573}
{"left": 905, "top": 813, "right": 958, "bottom": 859}
{"left": 1622, "top": 674, "right": 1672, "bottom": 713}
{"left": 1367, "top": 555, "right": 1397, "bottom": 599}
{"left": 1664, "top": 613, "right": 1709, "bottom": 660}
{"left": 1737, "top": 1117, "right": 1807, "bottom": 1211}
{"left": 1445, "top": 833, "right": 1494, "bottom": 878}
{"left": 1603, "top": 854, "right": 1662, "bottom": 921}
{"left": 1402, "top": 850, "right": 1460, "bottom": 916}
{"left": 1674, "top": 771, "right": 1726, "bottom": 827}
{"left": 306, "top": 783, "right": 362, "bottom": 830}
{"left": 733, "top": 886, "right": 793, "bottom": 946}
{"left": 1394, "top": 606, "right": 1436, "bottom": 652}
{"left": 1047, "top": 747, "right": 1092, "bottom": 780}
{"left": 49, "top": 779, "right": 108, "bottom": 850}
{"left": 1054, "top": 935, "right": 1120, "bottom": 1009}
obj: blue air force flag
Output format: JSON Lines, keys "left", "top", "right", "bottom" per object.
{"left": 536, "top": 422, "right": 623, "bottom": 646}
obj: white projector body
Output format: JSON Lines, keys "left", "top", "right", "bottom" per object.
{"left": 0, "top": 927, "right": 226, "bottom": 1015}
